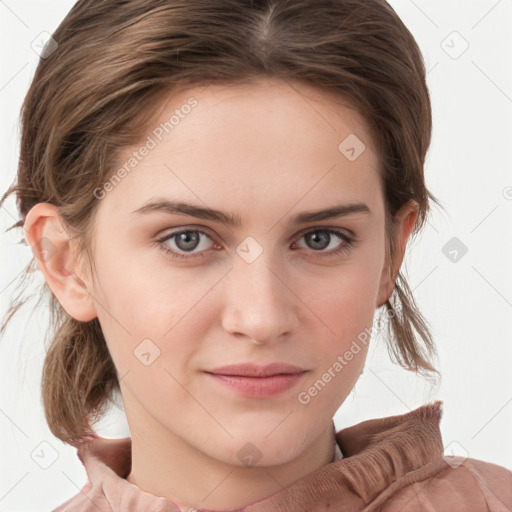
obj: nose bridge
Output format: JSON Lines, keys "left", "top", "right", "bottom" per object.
{"left": 221, "top": 248, "right": 297, "bottom": 343}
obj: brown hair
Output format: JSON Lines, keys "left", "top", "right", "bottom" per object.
{"left": 1, "top": 0, "right": 442, "bottom": 447}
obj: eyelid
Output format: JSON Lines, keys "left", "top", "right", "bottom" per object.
{"left": 292, "top": 224, "right": 356, "bottom": 241}
{"left": 155, "top": 224, "right": 355, "bottom": 245}
{"left": 155, "top": 224, "right": 356, "bottom": 262}
{"left": 156, "top": 224, "right": 218, "bottom": 242}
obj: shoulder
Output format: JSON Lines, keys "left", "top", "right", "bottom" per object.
{"left": 51, "top": 482, "right": 111, "bottom": 512}
{"left": 378, "top": 456, "right": 512, "bottom": 511}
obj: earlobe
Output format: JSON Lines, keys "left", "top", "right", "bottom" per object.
{"left": 23, "top": 203, "right": 97, "bottom": 322}
{"left": 377, "top": 200, "right": 419, "bottom": 308}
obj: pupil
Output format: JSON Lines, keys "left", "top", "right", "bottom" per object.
{"left": 308, "top": 231, "right": 329, "bottom": 250}
{"left": 177, "top": 231, "right": 199, "bottom": 251}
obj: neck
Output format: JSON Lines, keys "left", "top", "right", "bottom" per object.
{"left": 125, "top": 414, "right": 336, "bottom": 510}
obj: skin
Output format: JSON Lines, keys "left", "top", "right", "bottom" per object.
{"left": 24, "top": 77, "right": 418, "bottom": 511}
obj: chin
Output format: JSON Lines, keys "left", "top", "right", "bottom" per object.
{"left": 206, "top": 429, "right": 308, "bottom": 468}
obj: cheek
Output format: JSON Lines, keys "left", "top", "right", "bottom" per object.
{"left": 296, "top": 243, "right": 384, "bottom": 398}
{"left": 304, "top": 254, "right": 384, "bottom": 335}
{"left": 295, "top": 268, "right": 378, "bottom": 414}
{"left": 306, "top": 282, "right": 375, "bottom": 382}
{"left": 90, "top": 246, "right": 222, "bottom": 373}
{"left": 91, "top": 238, "right": 185, "bottom": 329}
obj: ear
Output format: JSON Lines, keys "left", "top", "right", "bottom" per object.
{"left": 376, "top": 200, "right": 419, "bottom": 308}
{"left": 23, "top": 203, "right": 97, "bottom": 322}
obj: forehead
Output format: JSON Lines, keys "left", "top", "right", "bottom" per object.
{"left": 103, "top": 77, "right": 383, "bottom": 220}
{"left": 153, "top": 77, "right": 378, "bottom": 156}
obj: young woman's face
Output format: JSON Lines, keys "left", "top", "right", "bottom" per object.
{"left": 86, "top": 77, "right": 394, "bottom": 465}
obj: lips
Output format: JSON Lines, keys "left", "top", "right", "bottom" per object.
{"left": 205, "top": 362, "right": 307, "bottom": 377}
{"left": 203, "top": 363, "right": 308, "bottom": 398}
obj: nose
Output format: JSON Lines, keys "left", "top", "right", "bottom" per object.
{"left": 221, "top": 255, "right": 299, "bottom": 345}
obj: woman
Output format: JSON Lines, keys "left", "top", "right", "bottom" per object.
{"left": 2, "top": 0, "right": 511, "bottom": 510}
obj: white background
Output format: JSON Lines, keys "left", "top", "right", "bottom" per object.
{"left": 1, "top": 1, "right": 511, "bottom": 510}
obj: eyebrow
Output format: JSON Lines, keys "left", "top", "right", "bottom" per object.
{"left": 132, "top": 199, "right": 371, "bottom": 227}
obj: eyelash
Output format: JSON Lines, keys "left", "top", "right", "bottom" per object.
{"left": 155, "top": 228, "right": 356, "bottom": 261}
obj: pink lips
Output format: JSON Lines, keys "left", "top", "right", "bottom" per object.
{"left": 204, "top": 363, "right": 308, "bottom": 398}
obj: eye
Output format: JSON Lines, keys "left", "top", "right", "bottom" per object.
{"left": 155, "top": 227, "right": 356, "bottom": 261}
{"left": 156, "top": 229, "right": 216, "bottom": 260}
{"left": 293, "top": 228, "right": 355, "bottom": 257}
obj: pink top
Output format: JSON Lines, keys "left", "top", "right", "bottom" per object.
{"left": 52, "top": 401, "right": 512, "bottom": 511}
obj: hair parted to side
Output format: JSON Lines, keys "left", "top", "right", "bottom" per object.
{"left": 1, "top": 0, "right": 442, "bottom": 446}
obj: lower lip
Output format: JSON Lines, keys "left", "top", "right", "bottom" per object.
{"left": 204, "top": 372, "right": 307, "bottom": 398}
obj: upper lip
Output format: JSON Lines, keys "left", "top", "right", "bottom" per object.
{"left": 205, "top": 363, "right": 307, "bottom": 377}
